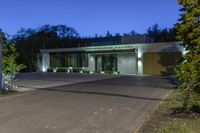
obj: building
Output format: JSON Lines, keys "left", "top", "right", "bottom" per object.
{"left": 38, "top": 35, "right": 185, "bottom": 75}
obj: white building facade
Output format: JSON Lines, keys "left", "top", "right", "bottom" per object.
{"left": 38, "top": 42, "right": 185, "bottom": 75}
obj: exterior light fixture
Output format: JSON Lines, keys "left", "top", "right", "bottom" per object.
{"left": 53, "top": 68, "right": 57, "bottom": 73}
{"left": 138, "top": 57, "right": 142, "bottom": 61}
{"left": 67, "top": 69, "right": 70, "bottom": 73}
{"left": 137, "top": 49, "right": 143, "bottom": 59}
{"left": 42, "top": 66, "right": 46, "bottom": 72}
{"left": 100, "top": 71, "right": 105, "bottom": 74}
{"left": 89, "top": 71, "right": 93, "bottom": 74}
{"left": 138, "top": 60, "right": 142, "bottom": 68}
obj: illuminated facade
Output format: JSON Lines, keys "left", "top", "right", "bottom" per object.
{"left": 38, "top": 40, "right": 185, "bottom": 75}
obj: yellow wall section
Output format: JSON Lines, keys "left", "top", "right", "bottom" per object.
{"left": 143, "top": 52, "right": 182, "bottom": 75}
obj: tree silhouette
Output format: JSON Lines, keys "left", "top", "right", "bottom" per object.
{"left": 13, "top": 25, "right": 79, "bottom": 72}
{"left": 146, "top": 24, "right": 177, "bottom": 42}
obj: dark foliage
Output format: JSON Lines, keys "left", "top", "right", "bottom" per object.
{"left": 12, "top": 25, "right": 79, "bottom": 72}
{"left": 147, "top": 24, "right": 177, "bottom": 42}
{"left": 175, "top": 0, "right": 200, "bottom": 111}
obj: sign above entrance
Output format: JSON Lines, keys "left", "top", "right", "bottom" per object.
{"left": 84, "top": 44, "right": 136, "bottom": 52}
{"left": 41, "top": 44, "right": 137, "bottom": 53}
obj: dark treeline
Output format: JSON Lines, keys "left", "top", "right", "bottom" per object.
{"left": 12, "top": 25, "right": 80, "bottom": 72}
{"left": 0, "top": 24, "right": 177, "bottom": 72}
{"left": 95, "top": 24, "right": 177, "bottom": 43}
{"left": 146, "top": 24, "right": 177, "bottom": 42}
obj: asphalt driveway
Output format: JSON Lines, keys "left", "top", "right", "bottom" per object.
{"left": 13, "top": 72, "right": 122, "bottom": 88}
{"left": 0, "top": 73, "right": 175, "bottom": 133}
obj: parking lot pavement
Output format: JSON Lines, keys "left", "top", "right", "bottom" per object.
{"left": 0, "top": 73, "right": 175, "bottom": 133}
{"left": 13, "top": 72, "right": 122, "bottom": 88}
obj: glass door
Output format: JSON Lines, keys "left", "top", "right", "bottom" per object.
{"left": 95, "top": 54, "right": 117, "bottom": 72}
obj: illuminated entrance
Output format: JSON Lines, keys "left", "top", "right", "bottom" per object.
{"left": 95, "top": 54, "right": 117, "bottom": 72}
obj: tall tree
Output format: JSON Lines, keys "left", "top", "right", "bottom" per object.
{"left": 115, "top": 33, "right": 121, "bottom": 36}
{"left": 176, "top": 0, "right": 200, "bottom": 110}
{"left": 147, "top": 24, "right": 177, "bottom": 42}
{"left": 13, "top": 28, "right": 37, "bottom": 72}
{"left": 106, "top": 31, "right": 112, "bottom": 37}
{"left": 129, "top": 30, "right": 138, "bottom": 36}
{"left": 13, "top": 25, "right": 79, "bottom": 72}
{"left": 147, "top": 24, "right": 161, "bottom": 42}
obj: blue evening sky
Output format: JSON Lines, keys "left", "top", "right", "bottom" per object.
{"left": 0, "top": 0, "right": 181, "bottom": 37}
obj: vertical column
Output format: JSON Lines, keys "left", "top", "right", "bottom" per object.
{"left": 137, "top": 48, "right": 143, "bottom": 75}
{"left": 42, "top": 53, "right": 50, "bottom": 72}
{"left": 96, "top": 56, "right": 102, "bottom": 71}
{"left": 88, "top": 54, "right": 95, "bottom": 71}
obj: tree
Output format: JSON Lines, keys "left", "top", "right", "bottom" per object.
{"left": 13, "top": 25, "right": 79, "bottom": 72}
{"left": 0, "top": 29, "right": 25, "bottom": 90}
{"left": 122, "top": 30, "right": 139, "bottom": 36}
{"left": 53, "top": 25, "right": 79, "bottom": 39}
{"left": 175, "top": 0, "right": 200, "bottom": 110}
{"left": 106, "top": 31, "right": 112, "bottom": 37}
{"left": 2, "top": 44, "right": 25, "bottom": 80}
{"left": 146, "top": 24, "right": 177, "bottom": 42}
{"left": 147, "top": 24, "right": 161, "bottom": 42}
{"left": 13, "top": 28, "right": 38, "bottom": 72}
{"left": 95, "top": 33, "right": 98, "bottom": 37}
{"left": 130, "top": 30, "right": 138, "bottom": 36}
{"left": 115, "top": 33, "right": 121, "bottom": 36}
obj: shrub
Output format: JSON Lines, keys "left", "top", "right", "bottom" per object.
{"left": 56, "top": 67, "right": 68, "bottom": 72}
{"left": 72, "top": 67, "right": 82, "bottom": 73}
{"left": 1, "top": 37, "right": 25, "bottom": 91}
{"left": 47, "top": 67, "right": 54, "bottom": 72}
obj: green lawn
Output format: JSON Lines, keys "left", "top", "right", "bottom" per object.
{"left": 155, "top": 118, "right": 200, "bottom": 133}
{"left": 138, "top": 90, "right": 200, "bottom": 133}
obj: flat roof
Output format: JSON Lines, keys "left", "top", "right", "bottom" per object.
{"left": 41, "top": 41, "right": 183, "bottom": 53}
